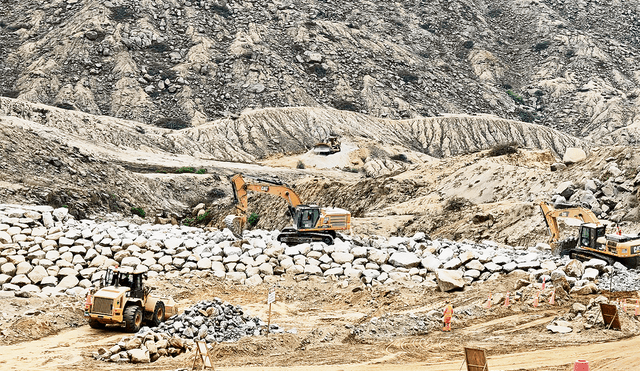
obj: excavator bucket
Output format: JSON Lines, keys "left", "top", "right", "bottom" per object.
{"left": 223, "top": 215, "right": 243, "bottom": 238}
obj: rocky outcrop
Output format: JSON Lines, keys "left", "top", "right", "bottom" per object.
{"left": 1, "top": 0, "right": 639, "bottom": 138}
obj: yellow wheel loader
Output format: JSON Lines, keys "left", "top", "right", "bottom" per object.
{"left": 84, "top": 266, "right": 178, "bottom": 332}
{"left": 226, "top": 174, "right": 351, "bottom": 245}
{"left": 539, "top": 200, "right": 640, "bottom": 267}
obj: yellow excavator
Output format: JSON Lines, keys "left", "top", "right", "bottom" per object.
{"left": 539, "top": 200, "right": 640, "bottom": 266}
{"left": 225, "top": 174, "right": 351, "bottom": 245}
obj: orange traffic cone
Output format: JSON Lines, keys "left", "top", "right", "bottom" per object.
{"left": 533, "top": 291, "right": 540, "bottom": 308}
{"left": 483, "top": 293, "right": 492, "bottom": 309}
{"left": 541, "top": 276, "right": 546, "bottom": 290}
{"left": 549, "top": 289, "right": 555, "bottom": 305}
{"left": 504, "top": 292, "right": 510, "bottom": 307}
{"left": 635, "top": 299, "right": 639, "bottom": 316}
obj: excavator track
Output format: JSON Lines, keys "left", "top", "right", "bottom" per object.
{"left": 276, "top": 229, "right": 334, "bottom": 245}
{"left": 568, "top": 248, "right": 616, "bottom": 266}
{"left": 568, "top": 248, "right": 640, "bottom": 268}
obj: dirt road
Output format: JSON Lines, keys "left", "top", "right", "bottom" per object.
{"left": 1, "top": 276, "right": 638, "bottom": 371}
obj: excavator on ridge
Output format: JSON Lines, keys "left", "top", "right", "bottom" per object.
{"left": 225, "top": 174, "right": 351, "bottom": 245}
{"left": 539, "top": 200, "right": 640, "bottom": 266}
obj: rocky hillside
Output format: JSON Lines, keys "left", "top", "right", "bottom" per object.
{"left": 1, "top": 0, "right": 640, "bottom": 138}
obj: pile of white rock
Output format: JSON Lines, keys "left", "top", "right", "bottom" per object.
{"left": 0, "top": 204, "right": 617, "bottom": 297}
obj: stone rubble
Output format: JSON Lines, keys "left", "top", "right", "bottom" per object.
{"left": 0, "top": 204, "right": 625, "bottom": 299}
{"left": 94, "top": 298, "right": 280, "bottom": 363}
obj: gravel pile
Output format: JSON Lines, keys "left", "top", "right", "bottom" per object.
{"left": 152, "top": 298, "right": 268, "bottom": 342}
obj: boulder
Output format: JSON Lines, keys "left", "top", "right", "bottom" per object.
{"left": 564, "top": 260, "right": 584, "bottom": 278}
{"left": 570, "top": 282, "right": 598, "bottom": 295}
{"left": 571, "top": 303, "right": 587, "bottom": 314}
{"left": 547, "top": 324, "right": 572, "bottom": 333}
{"left": 245, "top": 274, "right": 263, "bottom": 286}
{"left": 421, "top": 255, "right": 442, "bottom": 272}
{"left": 27, "top": 265, "right": 48, "bottom": 284}
{"left": 128, "top": 349, "right": 150, "bottom": 363}
{"left": 0, "top": 231, "right": 11, "bottom": 244}
{"left": 197, "top": 258, "right": 212, "bottom": 270}
{"left": 331, "top": 252, "right": 354, "bottom": 264}
{"left": 563, "top": 148, "right": 586, "bottom": 164}
{"left": 583, "top": 258, "right": 608, "bottom": 272}
{"left": 435, "top": 269, "right": 465, "bottom": 292}
{"left": 56, "top": 275, "right": 79, "bottom": 290}
{"left": 368, "top": 250, "right": 389, "bottom": 265}
{"left": 1, "top": 262, "right": 16, "bottom": 275}
{"left": 582, "top": 267, "right": 599, "bottom": 281}
{"left": 388, "top": 252, "right": 421, "bottom": 268}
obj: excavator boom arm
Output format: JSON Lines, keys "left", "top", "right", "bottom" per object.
{"left": 231, "top": 174, "right": 302, "bottom": 217}
{"left": 539, "top": 201, "right": 601, "bottom": 245}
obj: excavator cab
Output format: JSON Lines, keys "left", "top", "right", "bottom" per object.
{"left": 578, "top": 223, "right": 606, "bottom": 251}
{"left": 293, "top": 206, "right": 320, "bottom": 230}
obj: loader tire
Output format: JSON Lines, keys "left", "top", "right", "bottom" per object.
{"left": 88, "top": 318, "right": 106, "bottom": 329}
{"left": 124, "top": 305, "right": 143, "bottom": 333}
{"left": 150, "top": 301, "right": 165, "bottom": 327}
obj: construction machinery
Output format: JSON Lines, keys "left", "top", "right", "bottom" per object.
{"left": 539, "top": 200, "right": 640, "bottom": 266}
{"left": 226, "top": 174, "right": 351, "bottom": 245}
{"left": 84, "top": 266, "right": 178, "bottom": 332}
{"left": 313, "top": 135, "right": 341, "bottom": 155}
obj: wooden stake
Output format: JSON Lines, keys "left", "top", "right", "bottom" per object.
{"left": 267, "top": 302, "right": 272, "bottom": 337}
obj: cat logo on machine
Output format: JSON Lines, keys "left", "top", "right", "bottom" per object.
{"left": 261, "top": 186, "right": 269, "bottom": 192}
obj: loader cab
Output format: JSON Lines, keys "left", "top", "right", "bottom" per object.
{"left": 293, "top": 206, "right": 320, "bottom": 230}
{"left": 578, "top": 223, "right": 606, "bottom": 250}
{"left": 102, "top": 267, "right": 145, "bottom": 298}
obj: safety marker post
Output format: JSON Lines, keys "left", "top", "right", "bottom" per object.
{"left": 542, "top": 276, "right": 546, "bottom": 290}
{"left": 533, "top": 291, "right": 540, "bottom": 308}
{"left": 504, "top": 292, "right": 510, "bottom": 307}
{"left": 549, "top": 289, "right": 555, "bottom": 305}
{"left": 483, "top": 293, "right": 492, "bottom": 309}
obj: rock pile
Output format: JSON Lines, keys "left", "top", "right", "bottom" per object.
{"left": 546, "top": 295, "right": 640, "bottom": 334}
{"left": 95, "top": 330, "right": 191, "bottom": 363}
{"left": 95, "top": 298, "right": 273, "bottom": 363}
{"left": 550, "top": 156, "right": 637, "bottom": 222}
{"left": 152, "top": 298, "right": 266, "bottom": 342}
{"left": 0, "top": 204, "right": 619, "bottom": 298}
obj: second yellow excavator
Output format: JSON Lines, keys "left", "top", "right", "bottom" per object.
{"left": 225, "top": 174, "right": 351, "bottom": 245}
{"left": 539, "top": 200, "right": 640, "bottom": 266}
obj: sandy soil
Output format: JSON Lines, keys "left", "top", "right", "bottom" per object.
{"left": 1, "top": 274, "right": 638, "bottom": 371}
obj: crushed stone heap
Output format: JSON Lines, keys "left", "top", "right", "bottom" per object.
{"left": 152, "top": 298, "right": 268, "bottom": 342}
{"left": 95, "top": 298, "right": 279, "bottom": 364}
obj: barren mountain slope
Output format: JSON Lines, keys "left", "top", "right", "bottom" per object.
{"left": 1, "top": 0, "right": 640, "bottom": 138}
{"left": 0, "top": 97, "right": 583, "bottom": 163}
{"left": 2, "top": 98, "right": 634, "bottom": 247}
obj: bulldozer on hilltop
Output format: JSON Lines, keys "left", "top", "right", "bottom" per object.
{"left": 225, "top": 173, "right": 351, "bottom": 245}
{"left": 539, "top": 200, "right": 640, "bottom": 266}
{"left": 313, "top": 135, "right": 341, "bottom": 155}
{"left": 84, "top": 266, "right": 178, "bottom": 332}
